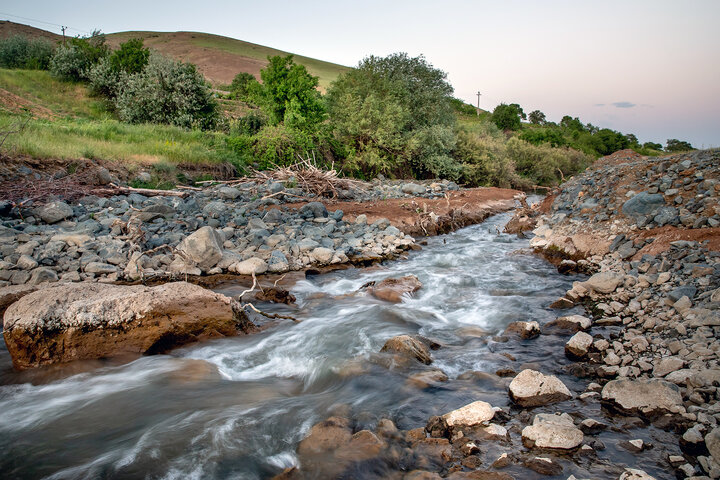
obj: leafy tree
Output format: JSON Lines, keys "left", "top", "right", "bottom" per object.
{"left": 624, "top": 133, "right": 639, "bottom": 147}
{"left": 0, "top": 35, "right": 55, "bottom": 69}
{"left": 560, "top": 115, "right": 585, "bottom": 132}
{"left": 528, "top": 110, "right": 546, "bottom": 125}
{"left": 643, "top": 141, "right": 662, "bottom": 150}
{"left": 665, "top": 139, "right": 694, "bottom": 152}
{"left": 49, "top": 30, "right": 108, "bottom": 81}
{"left": 109, "top": 38, "right": 149, "bottom": 74}
{"left": 326, "top": 52, "right": 457, "bottom": 178}
{"left": 229, "top": 72, "right": 259, "bottom": 101}
{"left": 115, "top": 53, "right": 218, "bottom": 130}
{"left": 492, "top": 103, "right": 525, "bottom": 131}
{"left": 256, "top": 55, "right": 324, "bottom": 130}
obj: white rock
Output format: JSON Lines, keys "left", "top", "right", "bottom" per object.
{"left": 442, "top": 401, "right": 495, "bottom": 427}
{"left": 231, "top": 257, "right": 268, "bottom": 275}
{"left": 521, "top": 413, "right": 583, "bottom": 450}
{"left": 565, "top": 331, "right": 593, "bottom": 358}
{"left": 601, "top": 378, "right": 684, "bottom": 417}
{"left": 509, "top": 369, "right": 572, "bottom": 407}
{"left": 311, "top": 247, "right": 334, "bottom": 264}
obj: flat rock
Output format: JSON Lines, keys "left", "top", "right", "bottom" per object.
{"left": 545, "top": 314, "right": 592, "bottom": 333}
{"left": 0, "top": 284, "right": 38, "bottom": 319}
{"left": 524, "top": 456, "right": 563, "bottom": 475}
{"left": 3, "top": 282, "right": 251, "bottom": 369}
{"left": 442, "top": 401, "right": 495, "bottom": 428}
{"left": 370, "top": 275, "right": 422, "bottom": 303}
{"left": 580, "top": 272, "right": 623, "bottom": 294}
{"left": 705, "top": 428, "right": 720, "bottom": 461}
{"left": 521, "top": 413, "right": 583, "bottom": 450}
{"left": 652, "top": 356, "right": 684, "bottom": 377}
{"left": 509, "top": 369, "right": 572, "bottom": 407}
{"left": 622, "top": 192, "right": 665, "bottom": 217}
{"left": 601, "top": 378, "right": 684, "bottom": 417}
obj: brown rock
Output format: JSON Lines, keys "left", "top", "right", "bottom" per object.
{"left": 297, "top": 416, "right": 352, "bottom": 456}
{"left": 335, "top": 430, "right": 385, "bottom": 462}
{"left": 381, "top": 335, "right": 434, "bottom": 365}
{"left": 446, "top": 471, "right": 514, "bottom": 480}
{"left": 412, "top": 437, "right": 453, "bottom": 466}
{"left": 3, "top": 282, "right": 252, "bottom": 369}
{"left": 503, "top": 321, "right": 540, "bottom": 339}
{"left": 601, "top": 378, "right": 684, "bottom": 417}
{"left": 524, "top": 456, "right": 562, "bottom": 475}
{"left": 0, "top": 284, "right": 38, "bottom": 319}
{"left": 254, "top": 286, "right": 296, "bottom": 305}
{"left": 407, "top": 369, "right": 448, "bottom": 389}
{"left": 370, "top": 275, "right": 422, "bottom": 302}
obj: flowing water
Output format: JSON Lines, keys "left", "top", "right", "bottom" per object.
{"left": 0, "top": 212, "right": 681, "bottom": 479}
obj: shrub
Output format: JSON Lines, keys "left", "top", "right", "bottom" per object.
{"left": 108, "top": 38, "right": 149, "bottom": 75}
{"left": 115, "top": 53, "right": 219, "bottom": 130}
{"left": 665, "top": 138, "right": 694, "bottom": 152}
{"left": 49, "top": 31, "right": 108, "bottom": 81}
{"left": 643, "top": 141, "right": 663, "bottom": 151}
{"left": 492, "top": 103, "right": 525, "bottom": 131}
{"left": 0, "top": 35, "right": 55, "bottom": 70}
{"left": 229, "top": 72, "right": 259, "bottom": 101}
{"left": 251, "top": 124, "right": 315, "bottom": 168}
{"left": 87, "top": 56, "right": 121, "bottom": 98}
{"left": 232, "top": 110, "right": 265, "bottom": 136}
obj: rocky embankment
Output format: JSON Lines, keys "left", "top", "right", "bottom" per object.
{"left": 528, "top": 149, "right": 720, "bottom": 478}
{"left": 0, "top": 161, "right": 519, "bottom": 367}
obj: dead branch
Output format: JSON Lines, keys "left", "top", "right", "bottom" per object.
{"left": 244, "top": 302, "right": 300, "bottom": 322}
{"left": 238, "top": 271, "right": 258, "bottom": 299}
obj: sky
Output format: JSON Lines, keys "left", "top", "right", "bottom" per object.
{"left": 3, "top": 0, "right": 720, "bottom": 147}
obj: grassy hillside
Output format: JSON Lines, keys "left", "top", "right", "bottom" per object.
{"left": 106, "top": 31, "right": 350, "bottom": 90}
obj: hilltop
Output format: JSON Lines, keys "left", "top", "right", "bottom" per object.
{"left": 0, "top": 21, "right": 349, "bottom": 89}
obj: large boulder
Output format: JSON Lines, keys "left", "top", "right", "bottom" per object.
{"left": 35, "top": 201, "right": 73, "bottom": 224}
{"left": 601, "top": 378, "right": 684, "bottom": 417}
{"left": 176, "top": 226, "right": 224, "bottom": 271}
{"left": 509, "top": 369, "right": 572, "bottom": 407}
{"left": 522, "top": 413, "right": 583, "bottom": 450}
{"left": 3, "top": 282, "right": 253, "bottom": 369}
{"left": 380, "top": 334, "right": 434, "bottom": 365}
{"left": 622, "top": 192, "right": 665, "bottom": 217}
{"left": 370, "top": 275, "right": 422, "bottom": 303}
{"left": 579, "top": 271, "right": 623, "bottom": 294}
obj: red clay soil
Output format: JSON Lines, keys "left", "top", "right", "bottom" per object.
{"left": 634, "top": 226, "right": 720, "bottom": 256}
{"left": 281, "top": 187, "right": 520, "bottom": 237}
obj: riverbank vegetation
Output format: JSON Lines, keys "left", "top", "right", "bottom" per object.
{"left": 0, "top": 31, "right": 696, "bottom": 189}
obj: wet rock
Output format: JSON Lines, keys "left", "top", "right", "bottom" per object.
{"left": 619, "top": 439, "right": 646, "bottom": 452}
{"left": 412, "top": 437, "right": 452, "bottom": 466}
{"left": 404, "top": 471, "right": 442, "bottom": 480}
{"left": 381, "top": 335, "right": 433, "bottom": 365}
{"left": 369, "top": 275, "right": 422, "bottom": 303}
{"left": 523, "top": 456, "right": 563, "bottom": 475}
{"left": 521, "top": 413, "right": 583, "bottom": 450}
{"left": 545, "top": 314, "right": 592, "bottom": 333}
{"left": 619, "top": 468, "right": 657, "bottom": 480}
{"left": 565, "top": 331, "right": 593, "bottom": 359}
{"left": 503, "top": 321, "right": 540, "bottom": 339}
{"left": 3, "top": 282, "right": 251, "bottom": 369}
{"left": 509, "top": 369, "right": 572, "bottom": 407}
{"left": 334, "top": 430, "right": 385, "bottom": 462}
{"left": 579, "top": 418, "right": 607, "bottom": 434}
{"left": 176, "top": 226, "right": 224, "bottom": 271}
{"left": 442, "top": 400, "right": 495, "bottom": 428}
{"left": 35, "top": 201, "right": 73, "bottom": 224}
{"left": 297, "top": 416, "right": 352, "bottom": 456}
{"left": 601, "top": 378, "right": 684, "bottom": 417}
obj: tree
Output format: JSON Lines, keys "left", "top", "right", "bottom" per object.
{"left": 49, "top": 30, "right": 108, "bottom": 81}
{"left": 109, "top": 38, "right": 149, "bottom": 74}
{"left": 326, "top": 52, "right": 458, "bottom": 178}
{"left": 528, "top": 110, "right": 546, "bottom": 125}
{"left": 492, "top": 103, "right": 525, "bottom": 131}
{"left": 643, "top": 141, "right": 662, "bottom": 150}
{"left": 665, "top": 139, "right": 694, "bottom": 152}
{"left": 229, "top": 72, "right": 259, "bottom": 101}
{"left": 115, "top": 53, "right": 218, "bottom": 130}
{"left": 560, "top": 115, "right": 585, "bottom": 132}
{"left": 256, "top": 55, "right": 324, "bottom": 130}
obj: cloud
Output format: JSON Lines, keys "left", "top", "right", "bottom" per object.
{"left": 612, "top": 101, "right": 636, "bottom": 108}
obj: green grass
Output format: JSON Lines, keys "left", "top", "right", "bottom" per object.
{"left": 0, "top": 69, "right": 107, "bottom": 118}
{"left": 0, "top": 110, "right": 243, "bottom": 167}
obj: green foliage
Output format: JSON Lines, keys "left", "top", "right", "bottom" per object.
{"left": 115, "top": 53, "right": 219, "bottom": 130}
{"left": 665, "top": 138, "right": 695, "bottom": 152}
{"left": 560, "top": 115, "right": 585, "bottom": 132}
{"left": 643, "top": 141, "right": 662, "bottom": 150}
{"left": 256, "top": 55, "right": 324, "bottom": 130}
{"left": 87, "top": 56, "right": 121, "bottom": 98}
{"left": 251, "top": 123, "right": 315, "bottom": 168}
{"left": 528, "top": 110, "right": 546, "bottom": 125}
{"left": 519, "top": 128, "right": 566, "bottom": 147}
{"left": 0, "top": 35, "right": 55, "bottom": 70}
{"left": 506, "top": 137, "right": 591, "bottom": 185}
{"left": 326, "top": 52, "right": 456, "bottom": 178}
{"left": 109, "top": 38, "right": 149, "bottom": 74}
{"left": 50, "top": 31, "right": 108, "bottom": 81}
{"left": 450, "top": 98, "right": 477, "bottom": 116}
{"left": 492, "top": 103, "right": 525, "bottom": 131}
{"left": 229, "top": 72, "right": 259, "bottom": 101}
{"left": 232, "top": 110, "right": 266, "bottom": 136}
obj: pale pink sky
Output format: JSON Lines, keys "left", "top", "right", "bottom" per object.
{"left": 4, "top": 0, "right": 719, "bottom": 147}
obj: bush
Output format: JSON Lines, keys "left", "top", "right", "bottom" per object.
{"left": 665, "top": 138, "right": 694, "bottom": 152}
{"left": 232, "top": 110, "right": 266, "bottom": 136}
{"left": 87, "top": 56, "right": 121, "bottom": 98}
{"left": 505, "top": 137, "right": 591, "bottom": 185}
{"left": 229, "top": 72, "right": 259, "bottom": 101}
{"left": 109, "top": 38, "right": 149, "bottom": 75}
{"left": 251, "top": 124, "right": 316, "bottom": 168}
{"left": 49, "top": 31, "right": 108, "bottom": 81}
{"left": 0, "top": 35, "right": 55, "bottom": 69}
{"left": 115, "top": 53, "right": 219, "bottom": 130}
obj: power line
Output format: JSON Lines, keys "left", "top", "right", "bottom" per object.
{"left": 0, "top": 11, "right": 91, "bottom": 35}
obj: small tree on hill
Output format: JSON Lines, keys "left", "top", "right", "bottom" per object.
{"left": 528, "top": 110, "right": 546, "bottom": 125}
{"left": 256, "top": 55, "right": 324, "bottom": 131}
{"left": 49, "top": 30, "right": 108, "bottom": 81}
{"left": 88, "top": 38, "right": 150, "bottom": 98}
{"left": 109, "top": 38, "right": 149, "bottom": 74}
{"left": 229, "top": 72, "right": 259, "bottom": 101}
{"left": 665, "top": 139, "right": 694, "bottom": 152}
{"left": 643, "top": 141, "right": 662, "bottom": 151}
{"left": 492, "top": 103, "right": 525, "bottom": 131}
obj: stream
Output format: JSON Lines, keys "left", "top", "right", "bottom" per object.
{"left": 0, "top": 211, "right": 681, "bottom": 479}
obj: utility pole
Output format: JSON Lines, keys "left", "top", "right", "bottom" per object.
{"left": 61, "top": 26, "right": 67, "bottom": 45}
{"left": 476, "top": 91, "right": 481, "bottom": 115}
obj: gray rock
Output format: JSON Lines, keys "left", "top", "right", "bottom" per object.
{"left": 231, "top": 257, "right": 268, "bottom": 275}
{"left": 267, "top": 250, "right": 289, "bottom": 273}
{"left": 218, "top": 187, "right": 242, "bottom": 200}
{"left": 300, "top": 202, "right": 328, "bottom": 218}
{"left": 622, "top": 192, "right": 664, "bottom": 217}
{"left": 601, "top": 378, "right": 684, "bottom": 417}
{"left": 311, "top": 247, "right": 334, "bottom": 264}
{"left": 16, "top": 254, "right": 38, "bottom": 270}
{"left": 522, "top": 413, "right": 583, "bottom": 450}
{"left": 401, "top": 183, "right": 426, "bottom": 195}
{"left": 262, "top": 208, "right": 283, "bottom": 224}
{"left": 269, "top": 182, "right": 285, "bottom": 193}
{"left": 28, "top": 267, "right": 58, "bottom": 285}
{"left": 36, "top": 201, "right": 73, "bottom": 224}
{"left": 135, "top": 172, "right": 152, "bottom": 183}
{"left": 652, "top": 356, "right": 684, "bottom": 377}
{"left": 176, "top": 226, "right": 224, "bottom": 271}
{"left": 669, "top": 285, "right": 697, "bottom": 302}
{"left": 705, "top": 428, "right": 720, "bottom": 461}
{"left": 84, "top": 262, "right": 119, "bottom": 274}
{"left": 509, "top": 369, "right": 572, "bottom": 407}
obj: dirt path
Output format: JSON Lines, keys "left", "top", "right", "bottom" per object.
{"left": 281, "top": 187, "right": 521, "bottom": 236}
